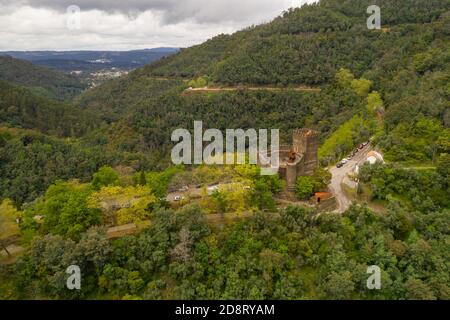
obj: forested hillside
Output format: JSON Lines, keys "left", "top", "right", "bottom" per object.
{"left": 76, "top": 0, "right": 449, "bottom": 167}
{"left": 144, "top": 0, "right": 450, "bottom": 84}
{"left": 0, "top": 56, "right": 86, "bottom": 101}
{"left": 1, "top": 204, "right": 448, "bottom": 300}
{"left": 0, "top": 81, "right": 100, "bottom": 136}
{"left": 0, "top": 128, "right": 115, "bottom": 204}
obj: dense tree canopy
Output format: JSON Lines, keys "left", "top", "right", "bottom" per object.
{"left": 3, "top": 203, "right": 448, "bottom": 300}
{"left": 0, "top": 56, "right": 86, "bottom": 101}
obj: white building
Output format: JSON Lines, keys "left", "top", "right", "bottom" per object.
{"left": 366, "top": 151, "right": 384, "bottom": 165}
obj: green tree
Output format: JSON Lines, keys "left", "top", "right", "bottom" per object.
{"left": 404, "top": 278, "right": 437, "bottom": 300}
{"left": 322, "top": 271, "right": 355, "bottom": 300}
{"left": 335, "top": 68, "right": 354, "bottom": 87}
{"left": 251, "top": 180, "right": 276, "bottom": 211}
{"left": 92, "top": 166, "right": 120, "bottom": 190}
{"left": 211, "top": 190, "right": 227, "bottom": 214}
{"left": 145, "top": 166, "right": 184, "bottom": 198}
{"left": 138, "top": 170, "right": 147, "bottom": 186}
{"left": 351, "top": 78, "right": 373, "bottom": 97}
{"left": 312, "top": 168, "right": 332, "bottom": 192}
{"left": 188, "top": 76, "right": 208, "bottom": 88}
{"left": 319, "top": 115, "right": 374, "bottom": 164}
{"left": 367, "top": 91, "right": 385, "bottom": 114}
{"left": 295, "top": 176, "right": 315, "bottom": 200}
{"left": 437, "top": 153, "right": 450, "bottom": 181}
{"left": 34, "top": 181, "right": 101, "bottom": 239}
{"left": 413, "top": 52, "right": 435, "bottom": 73}
{"left": 0, "top": 200, "right": 20, "bottom": 257}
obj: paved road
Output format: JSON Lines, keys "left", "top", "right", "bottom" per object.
{"left": 329, "top": 144, "right": 371, "bottom": 213}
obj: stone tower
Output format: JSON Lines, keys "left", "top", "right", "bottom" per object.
{"left": 292, "top": 129, "right": 319, "bottom": 176}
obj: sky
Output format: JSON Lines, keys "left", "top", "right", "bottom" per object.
{"left": 0, "top": 0, "right": 318, "bottom": 51}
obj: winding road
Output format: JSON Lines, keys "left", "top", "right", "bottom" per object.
{"left": 329, "top": 144, "right": 371, "bottom": 213}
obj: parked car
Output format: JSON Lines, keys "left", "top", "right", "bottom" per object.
{"left": 337, "top": 162, "right": 344, "bottom": 168}
{"left": 363, "top": 141, "right": 370, "bottom": 147}
{"left": 174, "top": 195, "right": 183, "bottom": 201}
{"left": 341, "top": 158, "right": 349, "bottom": 164}
{"left": 359, "top": 144, "right": 364, "bottom": 149}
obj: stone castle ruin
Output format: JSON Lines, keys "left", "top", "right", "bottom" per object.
{"left": 259, "top": 129, "right": 319, "bottom": 191}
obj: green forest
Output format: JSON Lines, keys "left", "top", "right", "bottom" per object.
{"left": 0, "top": 0, "right": 449, "bottom": 300}
{"left": 0, "top": 56, "right": 86, "bottom": 101}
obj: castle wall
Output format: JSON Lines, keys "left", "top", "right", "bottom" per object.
{"left": 286, "top": 164, "right": 298, "bottom": 191}
{"left": 258, "top": 128, "right": 319, "bottom": 191}
{"left": 279, "top": 167, "right": 286, "bottom": 179}
{"left": 316, "top": 196, "right": 337, "bottom": 212}
{"left": 293, "top": 129, "right": 318, "bottom": 176}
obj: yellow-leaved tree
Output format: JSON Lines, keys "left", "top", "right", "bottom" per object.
{"left": 88, "top": 186, "right": 156, "bottom": 226}
{"left": 219, "top": 182, "right": 252, "bottom": 214}
{"left": 367, "top": 91, "right": 385, "bottom": 115}
{"left": 351, "top": 78, "right": 373, "bottom": 97}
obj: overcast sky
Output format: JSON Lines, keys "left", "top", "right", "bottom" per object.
{"left": 0, "top": 0, "right": 318, "bottom": 51}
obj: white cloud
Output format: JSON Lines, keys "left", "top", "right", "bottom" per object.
{"left": 0, "top": 0, "right": 318, "bottom": 50}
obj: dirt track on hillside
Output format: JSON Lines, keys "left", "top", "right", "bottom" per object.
{"left": 184, "top": 86, "right": 321, "bottom": 93}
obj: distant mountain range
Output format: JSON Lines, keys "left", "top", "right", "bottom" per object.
{"left": 0, "top": 48, "right": 179, "bottom": 72}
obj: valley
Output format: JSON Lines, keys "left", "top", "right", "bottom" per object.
{"left": 1, "top": 48, "right": 179, "bottom": 87}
